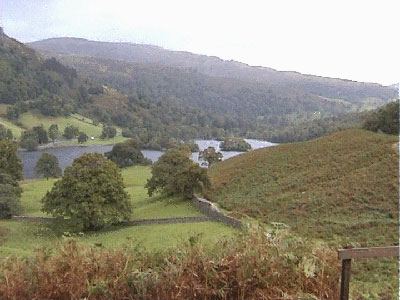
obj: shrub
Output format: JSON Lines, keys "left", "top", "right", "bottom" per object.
{"left": 0, "top": 229, "right": 340, "bottom": 299}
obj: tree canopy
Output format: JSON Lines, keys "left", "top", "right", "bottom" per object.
{"left": 0, "top": 140, "right": 23, "bottom": 218}
{"left": 220, "top": 137, "right": 251, "bottom": 152}
{"left": 35, "top": 153, "right": 62, "bottom": 180}
{"left": 363, "top": 101, "right": 399, "bottom": 135}
{"left": 105, "top": 139, "right": 149, "bottom": 167}
{"left": 145, "top": 147, "right": 210, "bottom": 199}
{"left": 41, "top": 153, "right": 132, "bottom": 230}
{"left": 199, "top": 147, "right": 223, "bottom": 167}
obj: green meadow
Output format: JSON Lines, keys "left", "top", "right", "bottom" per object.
{"left": 0, "top": 108, "right": 128, "bottom": 145}
{"left": 0, "top": 166, "right": 237, "bottom": 258}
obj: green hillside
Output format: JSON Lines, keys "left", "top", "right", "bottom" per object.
{"left": 208, "top": 129, "right": 399, "bottom": 297}
{"left": 209, "top": 129, "right": 398, "bottom": 245}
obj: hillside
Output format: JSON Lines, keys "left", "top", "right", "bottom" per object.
{"left": 0, "top": 30, "right": 249, "bottom": 147}
{"left": 209, "top": 129, "right": 399, "bottom": 297}
{"left": 209, "top": 129, "right": 398, "bottom": 245}
{"left": 29, "top": 38, "right": 397, "bottom": 140}
{"left": 30, "top": 37, "right": 396, "bottom": 103}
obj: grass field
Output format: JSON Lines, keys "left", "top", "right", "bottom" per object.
{"left": 19, "top": 111, "right": 104, "bottom": 137}
{"left": 12, "top": 111, "right": 128, "bottom": 145}
{"left": 0, "top": 116, "right": 23, "bottom": 138}
{"left": 0, "top": 165, "right": 236, "bottom": 258}
{"left": 209, "top": 129, "right": 399, "bottom": 298}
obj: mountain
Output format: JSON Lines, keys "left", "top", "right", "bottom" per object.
{"left": 30, "top": 37, "right": 397, "bottom": 104}
{"left": 28, "top": 38, "right": 397, "bottom": 141}
{"left": 0, "top": 30, "right": 245, "bottom": 148}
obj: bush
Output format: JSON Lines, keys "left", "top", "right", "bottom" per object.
{"left": 0, "top": 229, "right": 340, "bottom": 299}
{"left": 145, "top": 147, "right": 210, "bottom": 199}
{"left": 41, "top": 153, "right": 132, "bottom": 230}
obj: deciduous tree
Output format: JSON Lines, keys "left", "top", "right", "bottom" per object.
{"left": 41, "top": 153, "right": 132, "bottom": 230}
{"left": 199, "top": 146, "right": 223, "bottom": 167}
{"left": 35, "top": 153, "right": 62, "bottom": 180}
{"left": 145, "top": 147, "right": 210, "bottom": 199}
{"left": 48, "top": 124, "right": 60, "bottom": 144}
{"left": 105, "top": 139, "right": 149, "bottom": 167}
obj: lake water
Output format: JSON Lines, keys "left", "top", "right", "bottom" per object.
{"left": 18, "top": 139, "right": 277, "bottom": 178}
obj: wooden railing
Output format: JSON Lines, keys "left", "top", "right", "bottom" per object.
{"left": 338, "top": 246, "right": 399, "bottom": 300}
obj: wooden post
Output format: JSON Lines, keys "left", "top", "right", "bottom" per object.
{"left": 337, "top": 246, "right": 399, "bottom": 300}
{"left": 340, "top": 259, "right": 351, "bottom": 300}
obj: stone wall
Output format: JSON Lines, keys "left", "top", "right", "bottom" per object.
{"left": 192, "top": 196, "right": 243, "bottom": 229}
{"left": 122, "top": 216, "right": 210, "bottom": 226}
{"left": 11, "top": 216, "right": 54, "bottom": 222}
{"left": 11, "top": 215, "right": 210, "bottom": 226}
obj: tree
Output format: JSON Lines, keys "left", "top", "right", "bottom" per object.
{"left": 145, "top": 147, "right": 210, "bottom": 199}
{"left": 63, "top": 125, "right": 80, "bottom": 139}
{"left": 199, "top": 146, "right": 223, "bottom": 167}
{"left": 0, "top": 172, "right": 22, "bottom": 218}
{"left": 0, "top": 140, "right": 23, "bottom": 182}
{"left": 101, "top": 126, "right": 117, "bottom": 139}
{"left": 32, "top": 125, "right": 49, "bottom": 144}
{"left": 20, "top": 130, "right": 39, "bottom": 151}
{"left": 35, "top": 153, "right": 62, "bottom": 180}
{"left": 0, "top": 124, "right": 13, "bottom": 141}
{"left": 41, "top": 153, "right": 132, "bottom": 230}
{"left": 0, "top": 140, "right": 23, "bottom": 218}
{"left": 363, "top": 101, "right": 399, "bottom": 135}
{"left": 220, "top": 137, "right": 251, "bottom": 151}
{"left": 77, "top": 132, "right": 88, "bottom": 143}
{"left": 48, "top": 124, "right": 60, "bottom": 144}
{"left": 105, "top": 139, "right": 149, "bottom": 167}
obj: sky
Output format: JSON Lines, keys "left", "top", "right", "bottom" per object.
{"left": 0, "top": 0, "right": 399, "bottom": 86}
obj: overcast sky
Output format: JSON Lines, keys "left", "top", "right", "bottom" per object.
{"left": 1, "top": 0, "right": 399, "bottom": 85}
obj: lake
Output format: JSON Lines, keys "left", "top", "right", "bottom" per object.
{"left": 18, "top": 139, "right": 277, "bottom": 178}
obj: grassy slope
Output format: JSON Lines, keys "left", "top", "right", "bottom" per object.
{"left": 0, "top": 166, "right": 235, "bottom": 257}
{"left": 209, "top": 129, "right": 399, "bottom": 298}
{"left": 15, "top": 111, "right": 127, "bottom": 145}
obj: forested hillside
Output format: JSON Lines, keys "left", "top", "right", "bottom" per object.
{"left": 30, "top": 37, "right": 396, "bottom": 105}
{"left": 29, "top": 37, "right": 397, "bottom": 141}
{"left": 0, "top": 30, "right": 254, "bottom": 148}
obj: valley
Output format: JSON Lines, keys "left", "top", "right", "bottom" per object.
{"left": 0, "top": 26, "right": 398, "bottom": 299}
